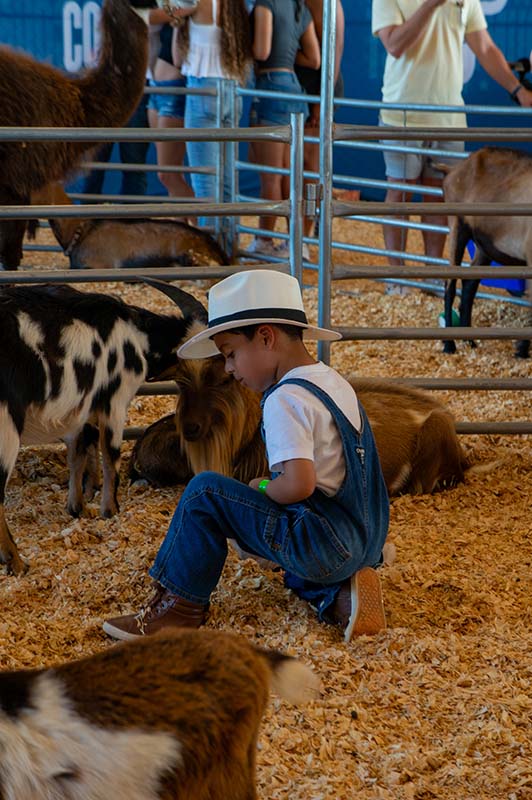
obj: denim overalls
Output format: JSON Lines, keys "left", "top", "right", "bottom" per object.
{"left": 150, "top": 378, "right": 389, "bottom": 620}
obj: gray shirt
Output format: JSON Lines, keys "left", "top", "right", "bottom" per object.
{"left": 253, "top": 0, "right": 312, "bottom": 71}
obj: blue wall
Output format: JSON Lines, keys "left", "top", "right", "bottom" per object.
{"left": 1, "top": 0, "right": 530, "bottom": 198}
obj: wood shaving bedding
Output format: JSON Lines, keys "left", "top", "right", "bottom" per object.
{"left": 2, "top": 214, "right": 530, "bottom": 800}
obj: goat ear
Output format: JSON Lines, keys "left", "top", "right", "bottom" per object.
{"left": 142, "top": 278, "right": 208, "bottom": 323}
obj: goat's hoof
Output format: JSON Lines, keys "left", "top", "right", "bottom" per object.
{"left": 515, "top": 341, "right": 530, "bottom": 359}
{"left": 4, "top": 556, "right": 29, "bottom": 577}
{"left": 67, "top": 503, "right": 83, "bottom": 518}
{"left": 101, "top": 505, "right": 119, "bottom": 519}
{"left": 442, "top": 342, "right": 457, "bottom": 355}
{"left": 468, "top": 340, "right": 477, "bottom": 349}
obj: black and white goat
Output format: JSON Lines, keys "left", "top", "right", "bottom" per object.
{"left": 0, "top": 629, "right": 319, "bottom": 799}
{"left": 0, "top": 281, "right": 204, "bottom": 576}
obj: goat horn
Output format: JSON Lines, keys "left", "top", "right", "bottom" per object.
{"left": 142, "top": 278, "right": 208, "bottom": 323}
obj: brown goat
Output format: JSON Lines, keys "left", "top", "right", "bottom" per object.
{"left": 0, "top": 629, "right": 319, "bottom": 799}
{"left": 130, "top": 361, "right": 470, "bottom": 496}
{"left": 437, "top": 147, "right": 532, "bottom": 358}
{"left": 0, "top": 0, "right": 148, "bottom": 269}
{"left": 30, "top": 183, "right": 230, "bottom": 270}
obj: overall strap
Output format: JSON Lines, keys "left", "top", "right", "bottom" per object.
{"left": 261, "top": 377, "right": 363, "bottom": 436}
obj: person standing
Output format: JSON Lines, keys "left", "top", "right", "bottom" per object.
{"left": 147, "top": 22, "right": 195, "bottom": 204}
{"left": 372, "top": 0, "right": 532, "bottom": 269}
{"left": 247, "top": 0, "right": 321, "bottom": 257}
{"left": 168, "top": 0, "right": 253, "bottom": 229}
{"left": 295, "top": 0, "right": 345, "bottom": 262}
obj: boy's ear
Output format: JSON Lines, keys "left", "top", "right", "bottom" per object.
{"left": 256, "top": 324, "right": 276, "bottom": 349}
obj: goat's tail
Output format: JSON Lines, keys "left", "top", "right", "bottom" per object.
{"left": 256, "top": 648, "right": 321, "bottom": 705}
{"left": 429, "top": 161, "right": 452, "bottom": 176}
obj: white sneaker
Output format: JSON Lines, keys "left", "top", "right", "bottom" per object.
{"left": 246, "top": 236, "right": 278, "bottom": 257}
{"left": 275, "top": 240, "right": 289, "bottom": 256}
{"left": 302, "top": 243, "right": 311, "bottom": 262}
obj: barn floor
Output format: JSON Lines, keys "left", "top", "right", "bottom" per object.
{"left": 2, "top": 215, "right": 531, "bottom": 799}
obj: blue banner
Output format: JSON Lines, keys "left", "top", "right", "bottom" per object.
{"left": 1, "top": 1, "right": 530, "bottom": 198}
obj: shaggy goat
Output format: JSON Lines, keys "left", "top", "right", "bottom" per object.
{"left": 0, "top": 281, "right": 205, "bottom": 576}
{"left": 437, "top": 147, "right": 532, "bottom": 358}
{"left": 0, "top": 629, "right": 319, "bottom": 800}
{"left": 30, "top": 183, "right": 230, "bottom": 270}
{"left": 0, "top": 0, "right": 148, "bottom": 270}
{"left": 129, "top": 313, "right": 470, "bottom": 495}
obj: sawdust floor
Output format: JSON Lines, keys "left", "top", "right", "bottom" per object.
{"left": 2, "top": 212, "right": 532, "bottom": 800}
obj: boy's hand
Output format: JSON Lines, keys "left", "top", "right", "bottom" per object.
{"left": 249, "top": 477, "right": 269, "bottom": 491}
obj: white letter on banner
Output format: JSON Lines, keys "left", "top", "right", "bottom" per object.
{"left": 63, "top": 2, "right": 82, "bottom": 72}
{"left": 82, "top": 2, "right": 102, "bottom": 67}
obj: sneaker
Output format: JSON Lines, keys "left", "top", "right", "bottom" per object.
{"left": 102, "top": 584, "right": 208, "bottom": 641}
{"left": 274, "top": 240, "right": 289, "bottom": 256}
{"left": 302, "top": 243, "right": 311, "bottom": 262}
{"left": 384, "top": 283, "right": 412, "bottom": 296}
{"left": 332, "top": 566, "right": 386, "bottom": 642}
{"left": 246, "top": 236, "right": 278, "bottom": 257}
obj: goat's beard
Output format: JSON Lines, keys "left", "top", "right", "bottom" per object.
{"left": 177, "top": 388, "right": 263, "bottom": 480}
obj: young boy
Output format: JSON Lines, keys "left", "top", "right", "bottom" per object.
{"left": 103, "top": 270, "right": 390, "bottom": 643}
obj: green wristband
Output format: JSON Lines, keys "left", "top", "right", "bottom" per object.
{"left": 258, "top": 479, "right": 270, "bottom": 494}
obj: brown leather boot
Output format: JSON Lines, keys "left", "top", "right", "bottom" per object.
{"left": 102, "top": 584, "right": 208, "bottom": 641}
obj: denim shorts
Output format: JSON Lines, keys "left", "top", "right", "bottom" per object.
{"left": 252, "top": 71, "right": 308, "bottom": 126}
{"left": 380, "top": 120, "right": 464, "bottom": 180}
{"left": 147, "top": 77, "right": 186, "bottom": 119}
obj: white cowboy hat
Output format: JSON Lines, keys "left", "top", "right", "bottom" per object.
{"left": 177, "top": 269, "right": 342, "bottom": 359}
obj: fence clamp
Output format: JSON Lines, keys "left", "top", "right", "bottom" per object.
{"left": 304, "top": 182, "right": 323, "bottom": 219}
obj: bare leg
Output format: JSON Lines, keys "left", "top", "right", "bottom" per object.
{"left": 382, "top": 178, "right": 417, "bottom": 266}
{"left": 252, "top": 138, "right": 286, "bottom": 241}
{"left": 420, "top": 176, "right": 447, "bottom": 262}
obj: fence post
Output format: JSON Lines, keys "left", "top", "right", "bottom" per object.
{"left": 226, "top": 80, "right": 238, "bottom": 261}
{"left": 289, "top": 112, "right": 305, "bottom": 283}
{"left": 317, "top": 0, "right": 337, "bottom": 364}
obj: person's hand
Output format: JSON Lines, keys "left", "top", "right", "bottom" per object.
{"left": 515, "top": 86, "right": 532, "bottom": 107}
{"left": 249, "top": 477, "right": 269, "bottom": 491}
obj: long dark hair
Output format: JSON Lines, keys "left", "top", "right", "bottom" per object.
{"left": 178, "top": 0, "right": 252, "bottom": 85}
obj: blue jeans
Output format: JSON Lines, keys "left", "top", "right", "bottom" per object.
{"left": 184, "top": 76, "right": 235, "bottom": 228}
{"left": 80, "top": 93, "right": 149, "bottom": 197}
{"left": 253, "top": 71, "right": 308, "bottom": 125}
{"left": 149, "top": 471, "right": 379, "bottom": 613}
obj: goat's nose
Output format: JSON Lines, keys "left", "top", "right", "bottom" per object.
{"left": 183, "top": 422, "right": 202, "bottom": 441}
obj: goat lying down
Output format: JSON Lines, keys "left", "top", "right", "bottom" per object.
{"left": 130, "top": 356, "right": 471, "bottom": 497}
{"left": 30, "top": 183, "right": 229, "bottom": 270}
{"left": 0, "top": 281, "right": 206, "bottom": 576}
{"left": 0, "top": 629, "right": 319, "bottom": 800}
{"left": 437, "top": 147, "right": 531, "bottom": 358}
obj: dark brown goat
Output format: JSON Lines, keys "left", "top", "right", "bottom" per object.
{"left": 0, "top": 629, "right": 319, "bottom": 800}
{"left": 30, "top": 183, "right": 230, "bottom": 269}
{"left": 0, "top": 0, "right": 148, "bottom": 269}
{"left": 437, "top": 147, "right": 532, "bottom": 358}
{"left": 130, "top": 362, "right": 471, "bottom": 496}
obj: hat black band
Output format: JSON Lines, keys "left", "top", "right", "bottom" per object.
{"left": 208, "top": 307, "right": 308, "bottom": 328}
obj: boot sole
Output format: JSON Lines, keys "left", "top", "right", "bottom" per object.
{"left": 102, "top": 620, "right": 144, "bottom": 641}
{"left": 344, "top": 566, "right": 386, "bottom": 642}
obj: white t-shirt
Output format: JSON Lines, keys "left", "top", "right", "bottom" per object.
{"left": 262, "top": 363, "right": 361, "bottom": 497}
{"left": 371, "top": 0, "right": 487, "bottom": 127}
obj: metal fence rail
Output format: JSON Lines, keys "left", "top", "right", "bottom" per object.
{"left": 2, "top": 0, "right": 531, "bottom": 435}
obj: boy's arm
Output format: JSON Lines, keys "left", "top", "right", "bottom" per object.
{"left": 249, "top": 459, "right": 316, "bottom": 504}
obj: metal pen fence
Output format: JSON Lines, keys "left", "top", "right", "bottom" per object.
{"left": 1, "top": 0, "right": 532, "bottom": 435}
